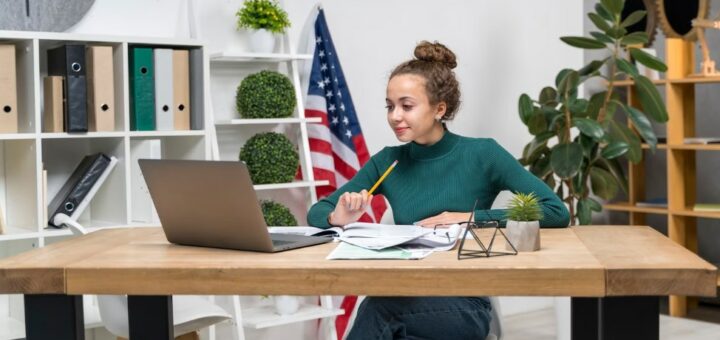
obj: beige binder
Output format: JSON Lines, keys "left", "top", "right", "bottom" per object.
{"left": 43, "top": 76, "right": 64, "bottom": 132}
{"left": 0, "top": 45, "right": 18, "bottom": 133}
{"left": 172, "top": 50, "right": 190, "bottom": 130}
{"left": 86, "top": 45, "right": 115, "bottom": 132}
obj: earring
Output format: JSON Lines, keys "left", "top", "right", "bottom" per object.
{"left": 435, "top": 116, "right": 442, "bottom": 121}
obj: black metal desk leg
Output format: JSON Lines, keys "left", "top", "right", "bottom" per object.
{"left": 24, "top": 294, "right": 84, "bottom": 340}
{"left": 128, "top": 295, "right": 173, "bottom": 340}
{"left": 572, "top": 296, "right": 659, "bottom": 340}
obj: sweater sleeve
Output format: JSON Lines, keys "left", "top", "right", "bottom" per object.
{"left": 475, "top": 139, "right": 570, "bottom": 228}
{"left": 306, "top": 149, "right": 387, "bottom": 228}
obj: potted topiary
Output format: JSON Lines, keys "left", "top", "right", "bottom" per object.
{"left": 505, "top": 192, "right": 544, "bottom": 252}
{"left": 261, "top": 200, "right": 297, "bottom": 226}
{"left": 236, "top": 70, "right": 296, "bottom": 119}
{"left": 235, "top": 0, "right": 291, "bottom": 53}
{"left": 239, "top": 132, "right": 299, "bottom": 184}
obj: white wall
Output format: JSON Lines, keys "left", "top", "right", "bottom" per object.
{"left": 64, "top": 0, "right": 583, "bottom": 337}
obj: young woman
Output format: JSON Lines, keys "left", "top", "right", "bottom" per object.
{"left": 307, "top": 41, "right": 569, "bottom": 339}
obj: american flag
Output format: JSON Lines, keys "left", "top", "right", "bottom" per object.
{"left": 303, "top": 8, "right": 388, "bottom": 339}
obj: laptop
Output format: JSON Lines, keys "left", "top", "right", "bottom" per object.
{"left": 138, "top": 159, "right": 332, "bottom": 252}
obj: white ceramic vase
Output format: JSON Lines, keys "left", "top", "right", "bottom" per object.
{"left": 273, "top": 295, "right": 300, "bottom": 315}
{"left": 505, "top": 220, "right": 540, "bottom": 251}
{"left": 248, "top": 29, "right": 275, "bottom": 53}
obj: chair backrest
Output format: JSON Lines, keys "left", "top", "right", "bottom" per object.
{"left": 486, "top": 296, "right": 503, "bottom": 340}
{"left": 97, "top": 295, "right": 130, "bottom": 339}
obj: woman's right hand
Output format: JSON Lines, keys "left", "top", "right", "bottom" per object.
{"left": 328, "top": 190, "right": 373, "bottom": 227}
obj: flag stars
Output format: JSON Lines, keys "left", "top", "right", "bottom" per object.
{"left": 321, "top": 63, "right": 328, "bottom": 71}
{"left": 329, "top": 104, "right": 336, "bottom": 112}
{"left": 337, "top": 91, "right": 342, "bottom": 98}
{"left": 334, "top": 77, "right": 339, "bottom": 83}
{"left": 331, "top": 64, "right": 336, "bottom": 69}
{"left": 319, "top": 50, "right": 325, "bottom": 58}
{"left": 326, "top": 90, "right": 333, "bottom": 98}
{"left": 316, "top": 36, "right": 322, "bottom": 44}
{"left": 331, "top": 116, "right": 339, "bottom": 125}
{"left": 340, "top": 103, "right": 346, "bottom": 111}
{"left": 317, "top": 81, "right": 325, "bottom": 89}
{"left": 343, "top": 116, "right": 349, "bottom": 125}
{"left": 324, "top": 77, "right": 330, "bottom": 84}
{"left": 345, "top": 130, "right": 352, "bottom": 138}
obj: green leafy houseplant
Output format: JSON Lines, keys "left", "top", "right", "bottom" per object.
{"left": 235, "top": 0, "right": 291, "bottom": 34}
{"left": 518, "top": 0, "right": 668, "bottom": 225}
{"left": 261, "top": 200, "right": 297, "bottom": 226}
{"left": 240, "top": 132, "right": 299, "bottom": 184}
{"left": 506, "top": 192, "right": 544, "bottom": 222}
{"left": 237, "top": 70, "right": 296, "bottom": 119}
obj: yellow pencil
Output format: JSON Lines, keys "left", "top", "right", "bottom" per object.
{"left": 368, "top": 160, "right": 398, "bottom": 195}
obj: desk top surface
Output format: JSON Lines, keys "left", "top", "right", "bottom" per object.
{"left": 0, "top": 226, "right": 715, "bottom": 297}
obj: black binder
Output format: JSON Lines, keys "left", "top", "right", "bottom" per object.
{"left": 48, "top": 153, "right": 111, "bottom": 227}
{"left": 47, "top": 44, "right": 88, "bottom": 132}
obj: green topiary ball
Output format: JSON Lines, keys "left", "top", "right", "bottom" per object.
{"left": 236, "top": 70, "right": 296, "bottom": 118}
{"left": 239, "top": 132, "right": 299, "bottom": 184}
{"left": 260, "top": 200, "right": 297, "bottom": 226}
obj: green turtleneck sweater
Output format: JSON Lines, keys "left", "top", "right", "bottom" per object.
{"left": 307, "top": 131, "right": 569, "bottom": 228}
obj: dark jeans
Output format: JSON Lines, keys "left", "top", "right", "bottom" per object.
{"left": 346, "top": 296, "right": 492, "bottom": 340}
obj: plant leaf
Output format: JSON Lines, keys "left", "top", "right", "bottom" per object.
{"left": 518, "top": 94, "right": 533, "bottom": 124}
{"left": 590, "top": 166, "right": 619, "bottom": 200}
{"left": 558, "top": 70, "right": 580, "bottom": 94}
{"left": 588, "top": 12, "right": 612, "bottom": 32}
{"left": 621, "top": 32, "right": 649, "bottom": 45}
{"left": 539, "top": 87, "right": 558, "bottom": 105}
{"left": 590, "top": 31, "right": 614, "bottom": 44}
{"left": 595, "top": 3, "right": 614, "bottom": 21}
{"left": 586, "top": 91, "right": 606, "bottom": 120}
{"left": 615, "top": 58, "right": 639, "bottom": 78}
{"left": 555, "top": 69, "right": 574, "bottom": 88}
{"left": 607, "top": 119, "right": 642, "bottom": 163}
{"left": 607, "top": 26, "right": 627, "bottom": 39}
{"left": 629, "top": 48, "right": 668, "bottom": 71}
{"left": 577, "top": 198, "right": 592, "bottom": 225}
{"left": 601, "top": 141, "right": 629, "bottom": 159}
{"left": 550, "top": 142, "right": 584, "bottom": 179}
{"left": 579, "top": 133, "right": 596, "bottom": 159}
{"left": 621, "top": 10, "right": 647, "bottom": 28}
{"left": 598, "top": 157, "right": 629, "bottom": 194}
{"left": 634, "top": 75, "right": 669, "bottom": 122}
{"left": 573, "top": 118, "right": 604, "bottom": 140}
{"left": 560, "top": 37, "right": 607, "bottom": 49}
{"left": 587, "top": 197, "right": 602, "bottom": 212}
{"left": 528, "top": 112, "right": 548, "bottom": 135}
{"left": 601, "top": 0, "right": 623, "bottom": 16}
{"left": 579, "top": 59, "right": 607, "bottom": 76}
{"left": 622, "top": 104, "right": 658, "bottom": 149}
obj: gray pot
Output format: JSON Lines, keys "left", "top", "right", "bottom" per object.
{"left": 506, "top": 220, "right": 540, "bottom": 252}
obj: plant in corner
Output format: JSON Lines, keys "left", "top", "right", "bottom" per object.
{"left": 239, "top": 132, "right": 299, "bottom": 184}
{"left": 518, "top": 0, "right": 668, "bottom": 225}
{"left": 505, "top": 192, "right": 544, "bottom": 251}
{"left": 261, "top": 200, "right": 298, "bottom": 226}
{"left": 236, "top": 70, "right": 296, "bottom": 119}
{"left": 236, "top": 0, "right": 291, "bottom": 53}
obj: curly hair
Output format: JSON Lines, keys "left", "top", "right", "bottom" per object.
{"left": 390, "top": 41, "right": 461, "bottom": 120}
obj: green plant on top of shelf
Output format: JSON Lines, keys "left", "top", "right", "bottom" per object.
{"left": 517, "top": 0, "right": 668, "bottom": 225}
{"left": 239, "top": 132, "right": 299, "bottom": 184}
{"left": 236, "top": 70, "right": 296, "bottom": 119}
{"left": 236, "top": 0, "right": 291, "bottom": 34}
{"left": 261, "top": 200, "right": 297, "bottom": 226}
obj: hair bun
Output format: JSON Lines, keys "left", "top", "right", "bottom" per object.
{"left": 414, "top": 41, "right": 457, "bottom": 69}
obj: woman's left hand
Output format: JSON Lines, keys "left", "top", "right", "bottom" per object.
{"left": 416, "top": 212, "right": 472, "bottom": 228}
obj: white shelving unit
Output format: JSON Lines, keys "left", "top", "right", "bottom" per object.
{"left": 208, "top": 23, "right": 340, "bottom": 340}
{"left": 0, "top": 30, "right": 213, "bottom": 339}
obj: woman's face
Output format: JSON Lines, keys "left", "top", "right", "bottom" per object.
{"left": 386, "top": 74, "right": 446, "bottom": 144}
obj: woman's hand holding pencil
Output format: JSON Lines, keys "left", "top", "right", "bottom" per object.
{"left": 328, "top": 160, "right": 397, "bottom": 227}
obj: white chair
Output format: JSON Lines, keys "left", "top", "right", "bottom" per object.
{"left": 486, "top": 296, "right": 503, "bottom": 340}
{"left": 97, "top": 295, "right": 231, "bottom": 339}
{"left": 55, "top": 214, "right": 232, "bottom": 339}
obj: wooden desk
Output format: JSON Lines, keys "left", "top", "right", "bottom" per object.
{"left": 0, "top": 226, "right": 715, "bottom": 340}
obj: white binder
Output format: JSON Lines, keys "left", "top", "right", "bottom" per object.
{"left": 153, "top": 48, "right": 174, "bottom": 131}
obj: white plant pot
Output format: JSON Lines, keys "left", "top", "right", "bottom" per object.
{"left": 505, "top": 220, "right": 540, "bottom": 251}
{"left": 273, "top": 295, "right": 300, "bottom": 315}
{"left": 248, "top": 29, "right": 276, "bottom": 53}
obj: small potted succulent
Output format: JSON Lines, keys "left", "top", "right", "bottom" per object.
{"left": 236, "top": 70, "right": 296, "bottom": 119}
{"left": 235, "top": 0, "right": 291, "bottom": 53}
{"left": 505, "top": 192, "right": 544, "bottom": 252}
{"left": 239, "top": 132, "right": 299, "bottom": 184}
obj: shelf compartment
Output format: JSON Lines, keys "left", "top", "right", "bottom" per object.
{"left": 240, "top": 304, "right": 344, "bottom": 329}
{"left": 0, "top": 139, "right": 39, "bottom": 233}
{"left": 210, "top": 52, "right": 313, "bottom": 63}
{"left": 669, "top": 77, "right": 720, "bottom": 84}
{"left": 671, "top": 208, "right": 720, "bottom": 219}
{"left": 668, "top": 144, "right": 720, "bottom": 151}
{"left": 41, "top": 132, "right": 126, "bottom": 139}
{"left": 0, "top": 133, "right": 36, "bottom": 140}
{"left": 42, "top": 138, "right": 127, "bottom": 229}
{"left": 609, "top": 79, "right": 667, "bottom": 86}
{"left": 603, "top": 202, "right": 668, "bottom": 214}
{"left": 216, "top": 117, "right": 322, "bottom": 125}
{"left": 128, "top": 130, "right": 206, "bottom": 138}
{"left": 254, "top": 180, "right": 330, "bottom": 191}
